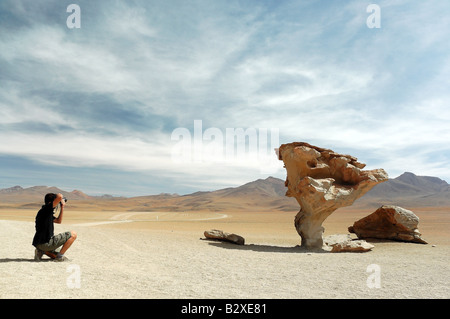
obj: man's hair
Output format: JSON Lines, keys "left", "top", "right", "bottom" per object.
{"left": 44, "top": 193, "right": 57, "bottom": 206}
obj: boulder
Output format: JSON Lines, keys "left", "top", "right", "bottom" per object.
{"left": 348, "top": 205, "right": 427, "bottom": 244}
{"left": 204, "top": 229, "right": 245, "bottom": 245}
{"left": 277, "top": 142, "right": 388, "bottom": 249}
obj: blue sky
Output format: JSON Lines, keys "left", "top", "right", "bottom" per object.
{"left": 1, "top": 0, "right": 449, "bottom": 196}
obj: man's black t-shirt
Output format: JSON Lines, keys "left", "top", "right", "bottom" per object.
{"left": 32, "top": 204, "right": 55, "bottom": 246}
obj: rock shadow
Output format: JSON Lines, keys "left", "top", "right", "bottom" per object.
{"left": 202, "top": 239, "right": 328, "bottom": 254}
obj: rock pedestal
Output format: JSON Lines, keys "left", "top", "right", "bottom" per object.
{"left": 278, "top": 142, "right": 388, "bottom": 249}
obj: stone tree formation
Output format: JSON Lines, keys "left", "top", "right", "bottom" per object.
{"left": 277, "top": 142, "right": 388, "bottom": 249}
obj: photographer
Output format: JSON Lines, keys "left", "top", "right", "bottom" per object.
{"left": 32, "top": 193, "right": 77, "bottom": 262}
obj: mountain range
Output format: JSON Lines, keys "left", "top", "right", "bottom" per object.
{"left": 1, "top": 172, "right": 449, "bottom": 211}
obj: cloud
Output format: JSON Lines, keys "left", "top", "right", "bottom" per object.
{"left": 0, "top": 0, "right": 449, "bottom": 194}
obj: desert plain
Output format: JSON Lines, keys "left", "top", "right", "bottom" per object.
{"left": 0, "top": 202, "right": 449, "bottom": 299}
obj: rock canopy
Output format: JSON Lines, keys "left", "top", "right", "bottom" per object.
{"left": 348, "top": 205, "right": 427, "bottom": 244}
{"left": 278, "top": 142, "right": 388, "bottom": 249}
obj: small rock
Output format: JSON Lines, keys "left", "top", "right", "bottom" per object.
{"left": 323, "top": 234, "right": 374, "bottom": 253}
{"left": 323, "top": 234, "right": 353, "bottom": 246}
{"left": 204, "top": 229, "right": 245, "bottom": 245}
{"left": 330, "top": 240, "right": 374, "bottom": 253}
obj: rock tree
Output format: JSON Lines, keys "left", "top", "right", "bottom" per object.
{"left": 277, "top": 142, "right": 388, "bottom": 249}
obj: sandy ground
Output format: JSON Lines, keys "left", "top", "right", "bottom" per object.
{"left": 0, "top": 207, "right": 449, "bottom": 299}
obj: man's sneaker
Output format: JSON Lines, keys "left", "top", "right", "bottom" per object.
{"left": 53, "top": 255, "right": 69, "bottom": 262}
{"left": 34, "top": 248, "right": 44, "bottom": 261}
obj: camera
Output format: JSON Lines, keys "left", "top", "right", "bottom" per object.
{"left": 53, "top": 197, "right": 68, "bottom": 217}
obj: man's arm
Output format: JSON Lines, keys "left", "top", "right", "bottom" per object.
{"left": 52, "top": 193, "right": 63, "bottom": 208}
{"left": 53, "top": 193, "right": 64, "bottom": 224}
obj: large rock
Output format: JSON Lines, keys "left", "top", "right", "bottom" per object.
{"left": 278, "top": 142, "right": 388, "bottom": 249}
{"left": 204, "top": 229, "right": 245, "bottom": 245}
{"left": 348, "top": 205, "right": 427, "bottom": 244}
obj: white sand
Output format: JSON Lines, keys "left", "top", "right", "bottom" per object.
{"left": 1, "top": 214, "right": 449, "bottom": 299}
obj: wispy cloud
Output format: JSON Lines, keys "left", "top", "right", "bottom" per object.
{"left": 0, "top": 0, "right": 449, "bottom": 195}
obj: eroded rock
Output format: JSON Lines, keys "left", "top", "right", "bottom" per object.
{"left": 278, "top": 142, "right": 388, "bottom": 249}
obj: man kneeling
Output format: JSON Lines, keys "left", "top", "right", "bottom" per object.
{"left": 32, "top": 193, "right": 77, "bottom": 262}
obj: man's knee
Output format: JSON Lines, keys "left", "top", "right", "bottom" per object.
{"left": 70, "top": 231, "right": 77, "bottom": 240}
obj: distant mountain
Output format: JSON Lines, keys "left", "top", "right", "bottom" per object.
{"left": 355, "top": 172, "right": 450, "bottom": 208}
{"left": 172, "top": 176, "right": 296, "bottom": 212}
{"left": 0, "top": 185, "right": 92, "bottom": 205}
{"left": 217, "top": 176, "right": 287, "bottom": 198}
{"left": 1, "top": 172, "right": 449, "bottom": 211}
{"left": 122, "top": 176, "right": 296, "bottom": 212}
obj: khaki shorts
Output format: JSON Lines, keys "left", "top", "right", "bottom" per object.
{"left": 36, "top": 231, "right": 72, "bottom": 252}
